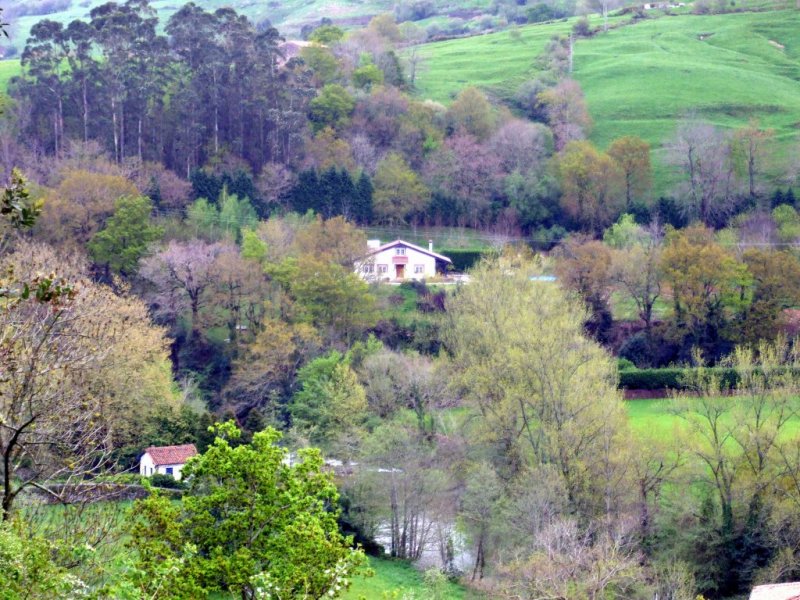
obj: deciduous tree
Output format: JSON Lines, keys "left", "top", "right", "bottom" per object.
{"left": 128, "top": 422, "right": 366, "bottom": 598}
{"left": 556, "top": 141, "right": 624, "bottom": 234}
{"left": 608, "top": 136, "right": 652, "bottom": 209}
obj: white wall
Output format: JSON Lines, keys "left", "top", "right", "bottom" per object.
{"left": 356, "top": 245, "right": 437, "bottom": 281}
{"left": 139, "top": 453, "right": 189, "bottom": 481}
{"left": 139, "top": 453, "right": 155, "bottom": 477}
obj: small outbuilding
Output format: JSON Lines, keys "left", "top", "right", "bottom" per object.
{"left": 750, "top": 582, "right": 800, "bottom": 600}
{"left": 139, "top": 444, "right": 198, "bottom": 481}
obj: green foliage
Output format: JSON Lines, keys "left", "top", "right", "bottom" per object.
{"left": 309, "top": 25, "right": 345, "bottom": 44}
{"left": 241, "top": 228, "right": 268, "bottom": 263}
{"left": 603, "top": 213, "right": 647, "bottom": 249}
{"left": 88, "top": 195, "right": 163, "bottom": 275}
{"left": 440, "top": 248, "right": 486, "bottom": 271}
{"left": 0, "top": 518, "right": 84, "bottom": 598}
{"left": 353, "top": 63, "right": 385, "bottom": 90}
{"left": 290, "top": 254, "right": 377, "bottom": 343}
{"left": 618, "top": 367, "right": 739, "bottom": 390}
{"left": 772, "top": 204, "right": 800, "bottom": 242}
{"left": 128, "top": 423, "right": 366, "bottom": 599}
{"left": 218, "top": 188, "right": 258, "bottom": 241}
{"left": 149, "top": 472, "right": 186, "bottom": 490}
{"left": 186, "top": 190, "right": 258, "bottom": 242}
{"left": 1, "top": 168, "right": 40, "bottom": 231}
{"left": 309, "top": 84, "right": 355, "bottom": 132}
{"left": 289, "top": 351, "right": 368, "bottom": 448}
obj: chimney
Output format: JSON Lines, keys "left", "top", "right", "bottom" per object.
{"left": 428, "top": 239, "right": 433, "bottom": 252}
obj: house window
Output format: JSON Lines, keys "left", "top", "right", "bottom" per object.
{"left": 396, "top": 247, "right": 406, "bottom": 256}
{"left": 414, "top": 264, "right": 424, "bottom": 274}
{"left": 165, "top": 466, "right": 174, "bottom": 476}
{"left": 378, "top": 264, "right": 388, "bottom": 274}
{"left": 364, "top": 264, "right": 374, "bottom": 273}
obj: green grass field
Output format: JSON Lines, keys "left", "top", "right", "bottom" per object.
{"left": 413, "top": 8, "right": 800, "bottom": 191}
{"left": 625, "top": 395, "right": 800, "bottom": 443}
{"left": 342, "top": 557, "right": 479, "bottom": 600}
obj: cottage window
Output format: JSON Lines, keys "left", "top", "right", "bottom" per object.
{"left": 396, "top": 247, "right": 406, "bottom": 256}
{"left": 364, "top": 264, "right": 374, "bottom": 273}
{"left": 378, "top": 264, "right": 388, "bottom": 274}
{"left": 165, "top": 466, "right": 174, "bottom": 475}
{"left": 414, "top": 264, "right": 424, "bottom": 274}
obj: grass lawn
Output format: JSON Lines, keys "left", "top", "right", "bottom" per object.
{"left": 342, "top": 557, "right": 479, "bottom": 600}
{"left": 625, "top": 395, "right": 800, "bottom": 443}
{"left": 413, "top": 8, "right": 800, "bottom": 192}
{"left": 609, "top": 290, "right": 671, "bottom": 322}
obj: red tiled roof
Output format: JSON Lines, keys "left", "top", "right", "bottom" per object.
{"left": 144, "top": 444, "right": 197, "bottom": 466}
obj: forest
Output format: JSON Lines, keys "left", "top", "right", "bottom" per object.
{"left": 2, "top": 0, "right": 800, "bottom": 598}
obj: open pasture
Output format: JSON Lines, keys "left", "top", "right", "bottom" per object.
{"left": 413, "top": 9, "right": 800, "bottom": 191}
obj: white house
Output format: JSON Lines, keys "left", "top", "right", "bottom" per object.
{"left": 139, "top": 444, "right": 198, "bottom": 481}
{"left": 750, "top": 583, "right": 800, "bottom": 600}
{"left": 355, "top": 239, "right": 452, "bottom": 282}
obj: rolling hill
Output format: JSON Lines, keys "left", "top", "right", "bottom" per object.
{"left": 1, "top": 0, "right": 498, "bottom": 56}
{"left": 413, "top": 8, "right": 800, "bottom": 189}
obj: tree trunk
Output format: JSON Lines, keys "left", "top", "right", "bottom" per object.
{"left": 82, "top": 78, "right": 89, "bottom": 143}
{"left": 111, "top": 95, "right": 119, "bottom": 163}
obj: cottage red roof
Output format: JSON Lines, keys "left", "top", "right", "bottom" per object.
{"left": 144, "top": 444, "right": 197, "bottom": 466}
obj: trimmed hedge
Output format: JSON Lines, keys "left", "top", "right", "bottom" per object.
{"left": 443, "top": 249, "right": 488, "bottom": 272}
{"left": 619, "top": 367, "right": 739, "bottom": 391}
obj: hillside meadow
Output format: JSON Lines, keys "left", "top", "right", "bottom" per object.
{"left": 413, "top": 9, "right": 800, "bottom": 190}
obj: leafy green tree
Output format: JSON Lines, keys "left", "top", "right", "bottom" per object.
{"left": 556, "top": 140, "right": 624, "bottom": 235}
{"left": 445, "top": 255, "right": 630, "bottom": 515}
{"left": 290, "top": 255, "right": 377, "bottom": 344}
{"left": 372, "top": 152, "right": 430, "bottom": 224}
{"left": 309, "top": 84, "right": 355, "bottom": 132}
{"left": 241, "top": 228, "right": 268, "bottom": 263}
{"left": 445, "top": 86, "right": 495, "bottom": 140}
{"left": 608, "top": 136, "right": 652, "bottom": 210}
{"left": 352, "top": 64, "right": 384, "bottom": 90}
{"left": 301, "top": 45, "right": 341, "bottom": 85}
{"left": 289, "top": 352, "right": 368, "bottom": 450}
{"left": 218, "top": 188, "right": 258, "bottom": 241}
{"left": 128, "top": 422, "right": 366, "bottom": 599}
{"left": 88, "top": 195, "right": 163, "bottom": 275}
{"left": 308, "top": 25, "right": 345, "bottom": 44}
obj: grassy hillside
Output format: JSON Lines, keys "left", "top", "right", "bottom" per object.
{"left": 2, "top": 0, "right": 501, "bottom": 55}
{"left": 414, "top": 9, "right": 800, "bottom": 190}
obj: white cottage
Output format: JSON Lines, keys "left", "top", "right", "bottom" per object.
{"left": 139, "top": 444, "right": 197, "bottom": 481}
{"left": 355, "top": 239, "right": 452, "bottom": 282}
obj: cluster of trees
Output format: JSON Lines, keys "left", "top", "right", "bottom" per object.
{"left": 1, "top": 169, "right": 366, "bottom": 598}
{"left": 553, "top": 205, "right": 800, "bottom": 366}
{"left": 8, "top": 1, "right": 797, "bottom": 239}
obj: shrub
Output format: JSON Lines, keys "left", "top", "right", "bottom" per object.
{"left": 572, "top": 16, "right": 593, "bottom": 37}
{"left": 445, "top": 249, "right": 487, "bottom": 272}
{"left": 617, "top": 358, "right": 636, "bottom": 371}
{"left": 618, "top": 367, "right": 740, "bottom": 390}
{"left": 149, "top": 472, "right": 185, "bottom": 490}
